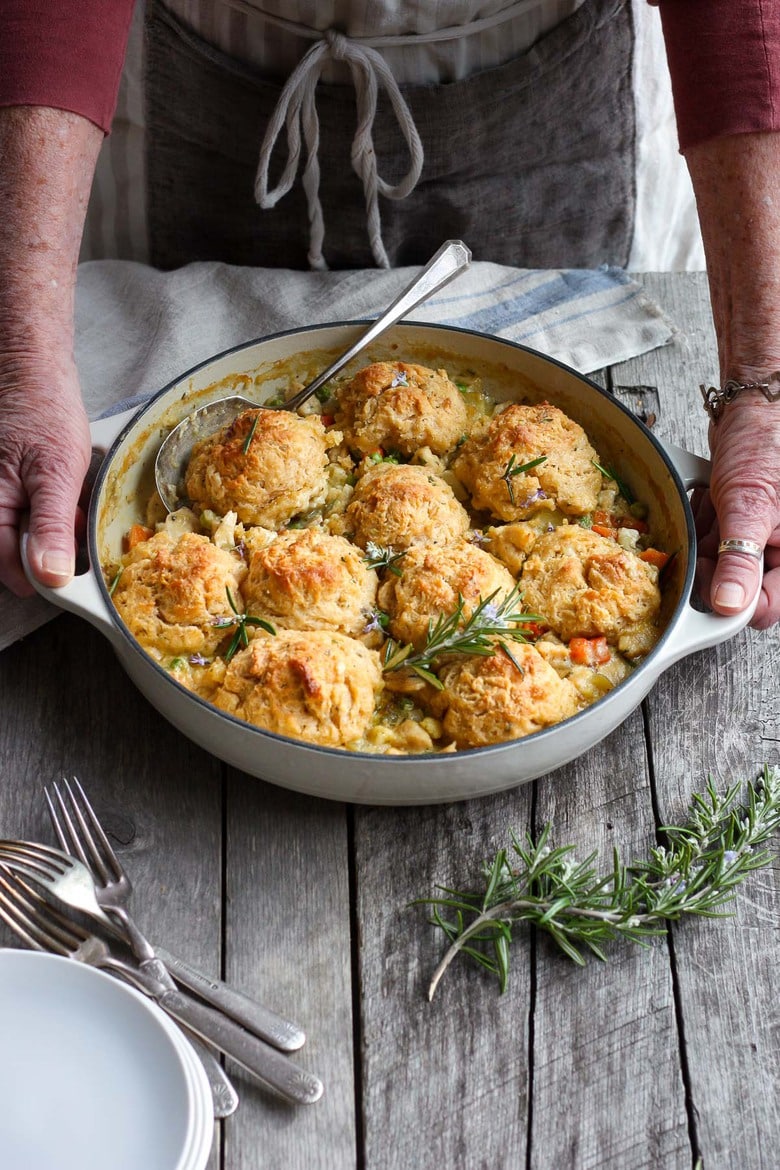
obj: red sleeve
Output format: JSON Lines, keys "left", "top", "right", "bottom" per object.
{"left": 658, "top": 0, "right": 780, "bottom": 152}
{"left": 0, "top": 1, "right": 136, "bottom": 134}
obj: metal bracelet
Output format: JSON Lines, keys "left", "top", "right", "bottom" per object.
{"left": 700, "top": 372, "right": 780, "bottom": 422}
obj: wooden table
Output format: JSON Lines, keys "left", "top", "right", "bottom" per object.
{"left": 1, "top": 272, "right": 778, "bottom": 1170}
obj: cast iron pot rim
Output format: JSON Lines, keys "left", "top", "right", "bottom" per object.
{"left": 88, "top": 320, "right": 697, "bottom": 766}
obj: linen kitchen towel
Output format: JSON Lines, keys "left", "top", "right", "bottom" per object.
{"left": 1, "top": 257, "right": 675, "bottom": 650}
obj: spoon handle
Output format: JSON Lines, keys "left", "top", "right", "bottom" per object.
{"left": 284, "top": 239, "right": 471, "bottom": 411}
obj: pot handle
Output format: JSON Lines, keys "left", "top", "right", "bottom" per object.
{"left": 661, "top": 440, "right": 710, "bottom": 490}
{"left": 18, "top": 406, "right": 140, "bottom": 645}
{"left": 654, "top": 437, "right": 762, "bottom": 669}
{"left": 652, "top": 593, "right": 757, "bottom": 670}
{"left": 21, "top": 535, "right": 122, "bottom": 645}
{"left": 90, "top": 406, "right": 139, "bottom": 454}
{"left": 650, "top": 437, "right": 761, "bottom": 665}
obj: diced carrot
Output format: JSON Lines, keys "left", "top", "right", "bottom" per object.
{"left": 321, "top": 414, "right": 335, "bottom": 426}
{"left": 570, "top": 636, "right": 612, "bottom": 664}
{"left": 522, "top": 621, "right": 548, "bottom": 639}
{"left": 592, "top": 524, "right": 616, "bottom": 539}
{"left": 593, "top": 510, "right": 614, "bottom": 527}
{"left": 569, "top": 636, "right": 611, "bottom": 667}
{"left": 640, "top": 548, "right": 671, "bottom": 569}
{"left": 125, "top": 524, "right": 154, "bottom": 551}
{"left": 618, "top": 516, "right": 649, "bottom": 534}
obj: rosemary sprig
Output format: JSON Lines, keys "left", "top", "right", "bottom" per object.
{"left": 213, "top": 586, "right": 276, "bottom": 663}
{"left": 417, "top": 766, "right": 780, "bottom": 997}
{"left": 501, "top": 454, "right": 548, "bottom": 506}
{"left": 364, "top": 541, "right": 407, "bottom": 577}
{"left": 382, "top": 584, "right": 543, "bottom": 689}
{"left": 592, "top": 459, "right": 635, "bottom": 505}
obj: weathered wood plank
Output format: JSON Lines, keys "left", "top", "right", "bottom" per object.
{"left": 531, "top": 719, "right": 691, "bottom": 1170}
{"left": 619, "top": 271, "right": 780, "bottom": 1168}
{"left": 0, "top": 615, "right": 224, "bottom": 1170}
{"left": 528, "top": 354, "right": 689, "bottom": 1169}
{"left": 223, "top": 777, "right": 356, "bottom": 1170}
{"left": 355, "top": 787, "right": 534, "bottom": 1169}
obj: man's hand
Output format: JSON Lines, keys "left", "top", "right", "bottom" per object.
{"left": 680, "top": 131, "right": 780, "bottom": 629}
{"left": 0, "top": 353, "right": 91, "bottom": 595}
{"left": 0, "top": 105, "right": 103, "bottom": 596}
{"left": 693, "top": 396, "right": 780, "bottom": 629}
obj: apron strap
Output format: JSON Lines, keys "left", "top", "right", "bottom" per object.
{"left": 254, "top": 30, "right": 424, "bottom": 270}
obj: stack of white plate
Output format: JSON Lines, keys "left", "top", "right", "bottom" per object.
{"left": 0, "top": 950, "right": 214, "bottom": 1170}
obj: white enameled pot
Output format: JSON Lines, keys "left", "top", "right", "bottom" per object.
{"left": 26, "top": 323, "right": 755, "bottom": 805}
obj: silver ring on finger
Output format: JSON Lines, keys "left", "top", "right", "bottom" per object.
{"left": 717, "top": 537, "right": 763, "bottom": 560}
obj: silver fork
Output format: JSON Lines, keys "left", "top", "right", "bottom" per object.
{"left": 46, "top": 777, "right": 306, "bottom": 1053}
{"left": 0, "top": 863, "right": 323, "bottom": 1106}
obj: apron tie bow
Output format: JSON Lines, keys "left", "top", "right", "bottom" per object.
{"left": 254, "top": 30, "right": 424, "bottom": 270}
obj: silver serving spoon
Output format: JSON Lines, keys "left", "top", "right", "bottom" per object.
{"left": 154, "top": 239, "right": 471, "bottom": 512}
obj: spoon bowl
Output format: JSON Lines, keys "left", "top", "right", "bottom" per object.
{"left": 153, "top": 240, "right": 471, "bottom": 512}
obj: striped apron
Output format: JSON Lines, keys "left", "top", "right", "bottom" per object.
{"left": 145, "top": 0, "right": 635, "bottom": 271}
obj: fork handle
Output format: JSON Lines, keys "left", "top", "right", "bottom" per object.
{"left": 155, "top": 987, "right": 324, "bottom": 1106}
{"left": 154, "top": 945, "right": 306, "bottom": 1052}
{"left": 179, "top": 1030, "right": 241, "bottom": 1119}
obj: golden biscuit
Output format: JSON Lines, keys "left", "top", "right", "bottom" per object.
{"left": 436, "top": 643, "right": 580, "bottom": 748}
{"left": 520, "top": 525, "right": 661, "bottom": 651}
{"left": 214, "top": 630, "right": 382, "bottom": 746}
{"left": 335, "top": 361, "right": 468, "bottom": 457}
{"left": 378, "top": 539, "right": 517, "bottom": 649}
{"left": 242, "top": 528, "right": 378, "bottom": 636}
{"left": 346, "top": 463, "right": 470, "bottom": 551}
{"left": 113, "top": 531, "right": 247, "bottom": 657}
{"left": 185, "top": 407, "right": 339, "bottom": 528}
{"left": 452, "top": 402, "right": 602, "bottom": 521}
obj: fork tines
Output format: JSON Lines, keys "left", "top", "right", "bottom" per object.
{"left": 45, "top": 777, "right": 121, "bottom": 884}
{"left": 0, "top": 863, "right": 83, "bottom": 954}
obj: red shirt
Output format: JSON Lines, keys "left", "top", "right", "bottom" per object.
{"left": 0, "top": 1, "right": 134, "bottom": 134}
{"left": 0, "top": 1, "right": 778, "bottom": 150}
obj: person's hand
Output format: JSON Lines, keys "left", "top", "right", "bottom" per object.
{"left": 0, "top": 353, "right": 91, "bottom": 596}
{"left": 693, "top": 396, "right": 780, "bottom": 630}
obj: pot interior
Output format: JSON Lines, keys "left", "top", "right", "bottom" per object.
{"left": 96, "top": 321, "right": 691, "bottom": 624}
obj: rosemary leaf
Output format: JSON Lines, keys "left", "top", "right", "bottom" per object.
{"left": 220, "top": 586, "right": 276, "bottom": 663}
{"left": 501, "top": 454, "right": 548, "bottom": 506}
{"left": 242, "top": 414, "right": 259, "bottom": 455}
{"left": 364, "top": 542, "right": 407, "bottom": 576}
{"left": 591, "top": 459, "right": 635, "bottom": 505}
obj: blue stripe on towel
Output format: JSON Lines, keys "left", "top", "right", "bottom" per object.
{"left": 428, "top": 268, "right": 634, "bottom": 336}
